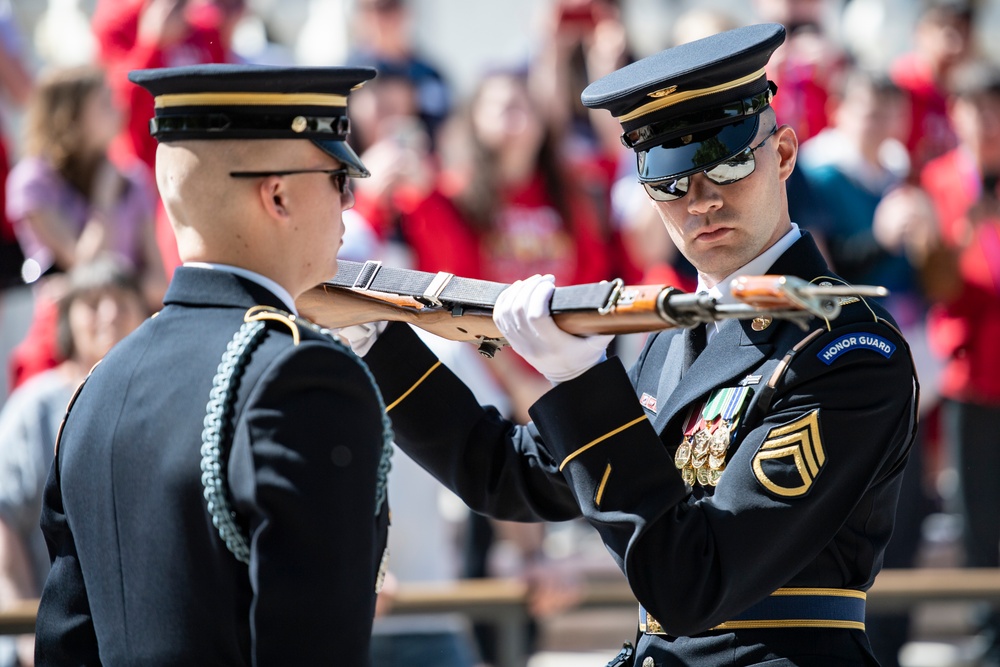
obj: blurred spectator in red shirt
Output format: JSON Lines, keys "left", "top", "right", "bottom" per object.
{"left": 92, "top": 0, "right": 245, "bottom": 276}
{"left": 528, "top": 0, "right": 628, "bottom": 160}
{"left": 345, "top": 66, "right": 436, "bottom": 268}
{"left": 92, "top": 0, "right": 244, "bottom": 170}
{"left": 919, "top": 62, "right": 1000, "bottom": 405}
{"left": 354, "top": 69, "right": 612, "bottom": 420}
{"left": 882, "top": 60, "right": 1000, "bottom": 665}
{"left": 890, "top": 0, "right": 974, "bottom": 175}
{"left": 526, "top": 0, "right": 643, "bottom": 286}
{"left": 5, "top": 67, "right": 164, "bottom": 391}
{"left": 752, "top": 0, "right": 847, "bottom": 143}
{"left": 402, "top": 71, "right": 611, "bottom": 286}
{"left": 345, "top": 0, "right": 451, "bottom": 147}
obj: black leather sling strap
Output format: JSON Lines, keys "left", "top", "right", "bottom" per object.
{"left": 326, "top": 260, "right": 620, "bottom": 314}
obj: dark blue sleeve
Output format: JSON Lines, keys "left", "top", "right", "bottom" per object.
{"left": 36, "top": 452, "right": 101, "bottom": 666}
{"left": 230, "top": 341, "right": 388, "bottom": 665}
{"left": 363, "top": 322, "right": 581, "bottom": 523}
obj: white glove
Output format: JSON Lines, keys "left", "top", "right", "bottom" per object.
{"left": 337, "top": 321, "right": 387, "bottom": 357}
{"left": 494, "top": 274, "right": 613, "bottom": 384}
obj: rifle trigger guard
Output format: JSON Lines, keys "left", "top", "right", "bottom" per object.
{"left": 598, "top": 278, "right": 625, "bottom": 315}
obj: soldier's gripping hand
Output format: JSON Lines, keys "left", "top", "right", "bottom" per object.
{"left": 494, "top": 274, "right": 612, "bottom": 384}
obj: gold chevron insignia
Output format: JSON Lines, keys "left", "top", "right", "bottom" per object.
{"left": 752, "top": 410, "right": 825, "bottom": 497}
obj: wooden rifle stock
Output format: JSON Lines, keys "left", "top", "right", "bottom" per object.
{"left": 296, "top": 273, "right": 887, "bottom": 358}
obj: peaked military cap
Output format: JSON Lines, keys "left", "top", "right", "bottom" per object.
{"left": 582, "top": 23, "right": 785, "bottom": 183}
{"left": 128, "top": 64, "right": 376, "bottom": 177}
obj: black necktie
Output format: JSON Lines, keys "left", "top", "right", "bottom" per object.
{"left": 682, "top": 324, "right": 707, "bottom": 373}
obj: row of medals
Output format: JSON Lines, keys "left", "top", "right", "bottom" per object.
{"left": 674, "top": 386, "right": 752, "bottom": 488}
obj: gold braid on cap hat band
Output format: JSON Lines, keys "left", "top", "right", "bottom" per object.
{"left": 154, "top": 92, "right": 349, "bottom": 108}
{"left": 618, "top": 67, "right": 767, "bottom": 123}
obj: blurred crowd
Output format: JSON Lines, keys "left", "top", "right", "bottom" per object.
{"left": 1, "top": 0, "right": 1000, "bottom": 665}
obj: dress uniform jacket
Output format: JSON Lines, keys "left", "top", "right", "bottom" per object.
{"left": 36, "top": 267, "right": 390, "bottom": 666}
{"left": 363, "top": 232, "right": 918, "bottom": 666}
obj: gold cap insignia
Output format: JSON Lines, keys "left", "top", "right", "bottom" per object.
{"left": 291, "top": 115, "right": 308, "bottom": 133}
{"left": 647, "top": 85, "right": 678, "bottom": 99}
{"left": 752, "top": 410, "right": 825, "bottom": 497}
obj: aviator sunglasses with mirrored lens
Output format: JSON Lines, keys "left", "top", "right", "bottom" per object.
{"left": 229, "top": 168, "right": 350, "bottom": 195}
{"left": 642, "top": 125, "right": 778, "bottom": 202}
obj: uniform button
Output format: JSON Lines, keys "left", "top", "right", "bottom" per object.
{"left": 642, "top": 657, "right": 655, "bottom": 667}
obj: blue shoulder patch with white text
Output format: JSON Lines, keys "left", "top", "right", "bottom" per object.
{"left": 817, "top": 333, "right": 896, "bottom": 365}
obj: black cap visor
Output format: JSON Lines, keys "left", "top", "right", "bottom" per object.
{"left": 313, "top": 139, "right": 370, "bottom": 178}
{"left": 636, "top": 115, "right": 760, "bottom": 183}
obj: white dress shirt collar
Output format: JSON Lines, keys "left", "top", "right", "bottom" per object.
{"left": 696, "top": 223, "right": 801, "bottom": 340}
{"left": 696, "top": 223, "right": 802, "bottom": 303}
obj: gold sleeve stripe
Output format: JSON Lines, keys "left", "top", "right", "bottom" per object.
{"left": 617, "top": 68, "right": 766, "bottom": 123}
{"left": 385, "top": 361, "right": 442, "bottom": 413}
{"left": 771, "top": 587, "right": 866, "bottom": 599}
{"left": 595, "top": 463, "right": 613, "bottom": 508}
{"left": 713, "top": 619, "right": 865, "bottom": 631}
{"left": 155, "top": 92, "right": 348, "bottom": 109}
{"left": 559, "top": 415, "right": 648, "bottom": 471}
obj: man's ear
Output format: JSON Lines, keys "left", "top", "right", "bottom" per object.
{"left": 775, "top": 125, "right": 798, "bottom": 183}
{"left": 258, "top": 176, "right": 290, "bottom": 222}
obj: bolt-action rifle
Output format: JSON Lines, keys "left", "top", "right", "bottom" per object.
{"left": 296, "top": 260, "right": 887, "bottom": 358}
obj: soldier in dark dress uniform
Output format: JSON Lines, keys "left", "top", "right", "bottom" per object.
{"left": 338, "top": 24, "right": 919, "bottom": 667}
{"left": 35, "top": 65, "right": 394, "bottom": 666}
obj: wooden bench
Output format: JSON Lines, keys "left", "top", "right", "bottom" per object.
{"left": 0, "top": 599, "right": 36, "bottom": 636}
{"left": 578, "top": 568, "right": 1000, "bottom": 612}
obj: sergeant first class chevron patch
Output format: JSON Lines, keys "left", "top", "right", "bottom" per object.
{"left": 752, "top": 410, "right": 825, "bottom": 498}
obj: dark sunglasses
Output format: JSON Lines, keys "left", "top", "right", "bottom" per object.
{"left": 642, "top": 125, "right": 778, "bottom": 202}
{"left": 229, "top": 168, "right": 350, "bottom": 195}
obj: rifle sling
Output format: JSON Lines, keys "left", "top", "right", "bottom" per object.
{"left": 327, "top": 260, "right": 617, "bottom": 314}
